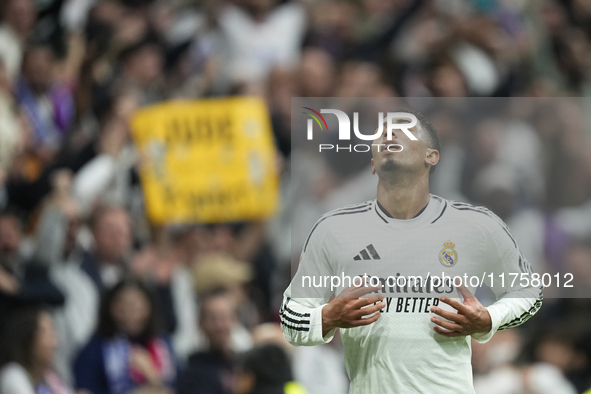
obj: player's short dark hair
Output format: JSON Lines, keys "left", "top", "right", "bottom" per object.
{"left": 387, "top": 108, "right": 441, "bottom": 174}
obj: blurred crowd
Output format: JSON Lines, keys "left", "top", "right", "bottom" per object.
{"left": 0, "top": 0, "right": 591, "bottom": 394}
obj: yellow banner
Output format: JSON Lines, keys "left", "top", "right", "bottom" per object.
{"left": 131, "top": 97, "right": 279, "bottom": 224}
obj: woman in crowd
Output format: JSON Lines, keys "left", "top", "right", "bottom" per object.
{"left": 73, "top": 278, "right": 177, "bottom": 394}
{"left": 0, "top": 307, "right": 73, "bottom": 394}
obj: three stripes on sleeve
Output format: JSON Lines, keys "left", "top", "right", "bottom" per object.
{"left": 280, "top": 297, "right": 311, "bottom": 332}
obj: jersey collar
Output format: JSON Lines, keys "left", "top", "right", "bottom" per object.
{"left": 373, "top": 194, "right": 443, "bottom": 228}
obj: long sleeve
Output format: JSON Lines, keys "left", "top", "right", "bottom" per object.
{"left": 171, "top": 267, "right": 199, "bottom": 364}
{"left": 72, "top": 154, "right": 116, "bottom": 216}
{"left": 471, "top": 211, "right": 543, "bottom": 343}
{"left": 280, "top": 216, "right": 336, "bottom": 346}
{"left": 280, "top": 287, "right": 333, "bottom": 347}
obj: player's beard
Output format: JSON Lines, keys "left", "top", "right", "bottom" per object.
{"left": 377, "top": 157, "right": 412, "bottom": 184}
{"left": 379, "top": 157, "right": 399, "bottom": 173}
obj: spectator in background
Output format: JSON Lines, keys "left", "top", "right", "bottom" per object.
{"left": 250, "top": 322, "right": 291, "bottom": 352}
{"left": 74, "top": 278, "right": 177, "bottom": 394}
{"left": 234, "top": 343, "right": 307, "bottom": 394}
{"left": 178, "top": 289, "right": 246, "bottom": 394}
{"left": 130, "top": 241, "right": 197, "bottom": 364}
{"left": 26, "top": 171, "right": 100, "bottom": 384}
{"left": 0, "top": 307, "right": 73, "bottom": 394}
{"left": 425, "top": 56, "right": 470, "bottom": 97}
{"left": 113, "top": 37, "right": 165, "bottom": 106}
{"left": 0, "top": 210, "right": 65, "bottom": 335}
{"left": 79, "top": 205, "right": 132, "bottom": 293}
{"left": 187, "top": 222, "right": 271, "bottom": 317}
{"left": 0, "top": 0, "right": 37, "bottom": 83}
{"left": 297, "top": 48, "right": 335, "bottom": 98}
{"left": 16, "top": 41, "right": 74, "bottom": 167}
{"left": 0, "top": 210, "right": 24, "bottom": 273}
{"left": 559, "top": 240, "right": 591, "bottom": 298}
{"left": 68, "top": 87, "right": 142, "bottom": 218}
{"left": 0, "top": 59, "right": 23, "bottom": 189}
{"left": 217, "top": 0, "right": 306, "bottom": 89}
{"left": 473, "top": 330, "right": 577, "bottom": 394}
{"left": 534, "top": 331, "right": 591, "bottom": 393}
{"left": 193, "top": 252, "right": 258, "bottom": 333}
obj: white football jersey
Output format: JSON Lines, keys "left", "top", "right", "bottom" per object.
{"left": 281, "top": 195, "right": 543, "bottom": 394}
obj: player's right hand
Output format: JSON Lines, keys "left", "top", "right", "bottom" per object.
{"left": 321, "top": 285, "right": 385, "bottom": 337}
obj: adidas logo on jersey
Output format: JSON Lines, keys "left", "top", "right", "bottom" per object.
{"left": 353, "top": 244, "right": 381, "bottom": 260}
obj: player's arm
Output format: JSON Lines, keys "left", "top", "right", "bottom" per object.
{"left": 280, "top": 217, "right": 335, "bottom": 346}
{"left": 430, "top": 213, "right": 542, "bottom": 341}
{"left": 471, "top": 218, "right": 543, "bottom": 343}
{"left": 280, "top": 218, "right": 383, "bottom": 346}
{"left": 281, "top": 282, "right": 384, "bottom": 345}
{"left": 280, "top": 286, "right": 330, "bottom": 347}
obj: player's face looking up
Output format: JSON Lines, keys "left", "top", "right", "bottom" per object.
{"left": 370, "top": 115, "right": 439, "bottom": 181}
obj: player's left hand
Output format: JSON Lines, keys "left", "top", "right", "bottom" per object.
{"left": 429, "top": 284, "right": 492, "bottom": 337}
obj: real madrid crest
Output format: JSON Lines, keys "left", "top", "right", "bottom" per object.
{"left": 439, "top": 240, "right": 458, "bottom": 267}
